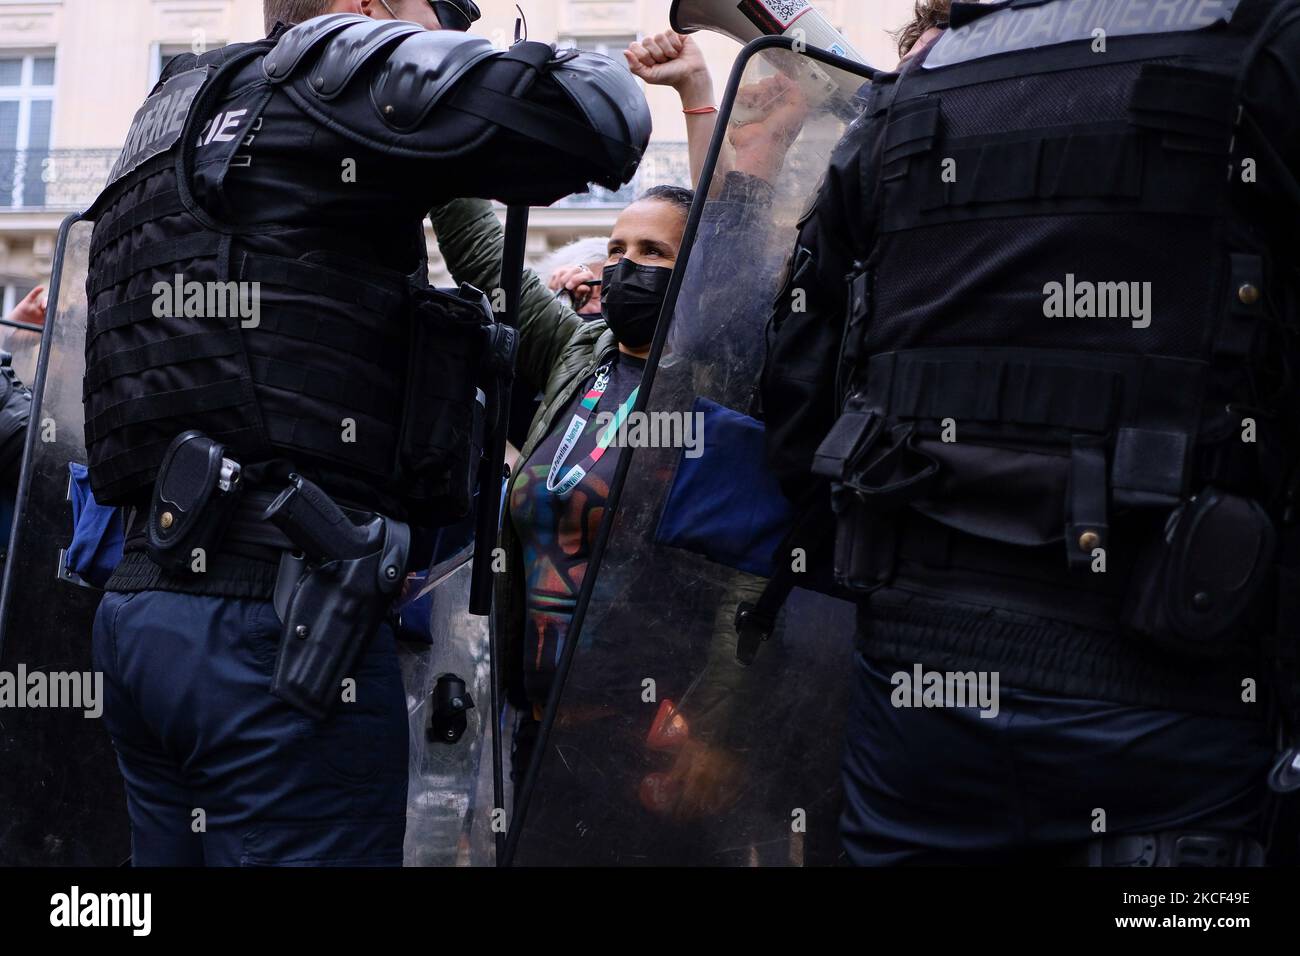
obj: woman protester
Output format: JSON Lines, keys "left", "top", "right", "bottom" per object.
{"left": 428, "top": 31, "right": 810, "bottom": 841}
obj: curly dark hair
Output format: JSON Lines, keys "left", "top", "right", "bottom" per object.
{"left": 892, "top": 0, "right": 952, "bottom": 60}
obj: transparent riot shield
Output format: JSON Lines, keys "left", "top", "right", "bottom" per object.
{"left": 0, "top": 314, "right": 43, "bottom": 391}
{"left": 508, "top": 39, "right": 873, "bottom": 866}
{"left": 401, "top": 546, "right": 507, "bottom": 865}
{"left": 0, "top": 215, "right": 128, "bottom": 865}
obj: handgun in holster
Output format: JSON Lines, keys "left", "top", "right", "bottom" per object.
{"left": 263, "top": 473, "right": 410, "bottom": 719}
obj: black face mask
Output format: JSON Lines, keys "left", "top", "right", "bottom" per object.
{"left": 601, "top": 258, "right": 673, "bottom": 349}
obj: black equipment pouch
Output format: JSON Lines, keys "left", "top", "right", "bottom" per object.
{"left": 828, "top": 490, "right": 901, "bottom": 593}
{"left": 399, "top": 283, "right": 501, "bottom": 527}
{"left": 145, "top": 430, "right": 243, "bottom": 575}
{"left": 813, "top": 400, "right": 940, "bottom": 593}
{"left": 1121, "top": 487, "right": 1276, "bottom": 658}
{"left": 264, "top": 473, "right": 410, "bottom": 720}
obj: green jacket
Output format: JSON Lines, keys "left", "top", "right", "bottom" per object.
{"left": 428, "top": 197, "right": 619, "bottom": 703}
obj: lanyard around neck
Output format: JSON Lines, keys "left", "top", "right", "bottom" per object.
{"left": 546, "top": 363, "right": 640, "bottom": 497}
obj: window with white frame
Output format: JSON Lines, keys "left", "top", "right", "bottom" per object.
{"left": 150, "top": 44, "right": 190, "bottom": 88}
{"left": 149, "top": 41, "right": 226, "bottom": 89}
{"left": 0, "top": 53, "right": 55, "bottom": 209}
{"left": 1, "top": 281, "right": 38, "bottom": 317}
{"left": 558, "top": 34, "right": 637, "bottom": 63}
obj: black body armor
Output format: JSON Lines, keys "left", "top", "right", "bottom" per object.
{"left": 83, "top": 14, "right": 650, "bottom": 523}
{"left": 810, "top": 0, "right": 1300, "bottom": 700}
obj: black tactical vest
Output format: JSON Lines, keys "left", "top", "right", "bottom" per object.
{"left": 824, "top": 0, "right": 1300, "bottom": 653}
{"left": 83, "top": 41, "right": 429, "bottom": 518}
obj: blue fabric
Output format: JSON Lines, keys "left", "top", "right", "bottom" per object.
{"left": 653, "top": 397, "right": 792, "bottom": 577}
{"left": 66, "top": 462, "right": 124, "bottom": 587}
{"left": 93, "top": 590, "right": 408, "bottom": 866}
{"left": 840, "top": 651, "right": 1275, "bottom": 865}
{"left": 0, "top": 492, "right": 14, "bottom": 553}
{"left": 395, "top": 570, "right": 434, "bottom": 645}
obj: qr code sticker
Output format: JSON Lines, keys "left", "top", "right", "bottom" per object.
{"left": 760, "top": 0, "right": 810, "bottom": 29}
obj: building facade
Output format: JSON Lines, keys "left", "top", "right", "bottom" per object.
{"left": 0, "top": 0, "right": 912, "bottom": 313}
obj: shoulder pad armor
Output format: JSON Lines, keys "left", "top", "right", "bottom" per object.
{"left": 272, "top": 17, "right": 425, "bottom": 100}
{"left": 262, "top": 13, "right": 368, "bottom": 82}
{"left": 370, "top": 30, "right": 499, "bottom": 130}
{"left": 260, "top": 17, "right": 647, "bottom": 204}
{"left": 548, "top": 50, "right": 651, "bottom": 186}
{"left": 264, "top": 14, "right": 497, "bottom": 127}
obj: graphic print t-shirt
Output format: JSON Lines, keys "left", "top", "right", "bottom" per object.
{"left": 508, "top": 352, "right": 646, "bottom": 706}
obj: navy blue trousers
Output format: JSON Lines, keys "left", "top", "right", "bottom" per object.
{"left": 841, "top": 651, "right": 1276, "bottom": 865}
{"left": 92, "top": 590, "right": 408, "bottom": 866}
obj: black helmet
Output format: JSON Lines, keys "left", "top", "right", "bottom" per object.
{"left": 428, "top": 1, "right": 481, "bottom": 32}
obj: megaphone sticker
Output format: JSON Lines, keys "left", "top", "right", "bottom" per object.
{"left": 740, "top": 0, "right": 814, "bottom": 33}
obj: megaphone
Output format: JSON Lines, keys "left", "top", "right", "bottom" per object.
{"left": 669, "top": 0, "right": 876, "bottom": 112}
{"left": 670, "top": 0, "right": 869, "bottom": 66}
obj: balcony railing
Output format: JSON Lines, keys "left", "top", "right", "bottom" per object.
{"left": 0, "top": 149, "right": 118, "bottom": 211}
{"left": 553, "top": 141, "right": 693, "bottom": 207}
{"left": 0, "top": 142, "right": 692, "bottom": 214}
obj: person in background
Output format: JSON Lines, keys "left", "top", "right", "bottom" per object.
{"left": 893, "top": 0, "right": 949, "bottom": 68}
{"left": 0, "top": 285, "right": 47, "bottom": 380}
{"left": 8, "top": 286, "right": 46, "bottom": 330}
{"left": 0, "top": 286, "right": 46, "bottom": 550}
{"left": 542, "top": 237, "right": 609, "bottom": 317}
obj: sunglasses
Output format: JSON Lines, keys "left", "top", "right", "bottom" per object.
{"left": 570, "top": 279, "right": 602, "bottom": 313}
{"left": 427, "top": 0, "right": 480, "bottom": 32}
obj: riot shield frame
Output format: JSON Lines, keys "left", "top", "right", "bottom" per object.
{"left": 0, "top": 212, "right": 82, "bottom": 638}
{"left": 504, "top": 36, "right": 876, "bottom": 865}
{"left": 0, "top": 212, "right": 131, "bottom": 866}
{"left": 0, "top": 316, "right": 45, "bottom": 338}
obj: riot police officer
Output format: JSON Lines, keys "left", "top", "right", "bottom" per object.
{"left": 81, "top": 9, "right": 649, "bottom": 865}
{"left": 762, "top": 0, "right": 1300, "bottom": 865}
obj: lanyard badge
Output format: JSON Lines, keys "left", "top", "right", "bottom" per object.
{"left": 546, "top": 364, "right": 639, "bottom": 497}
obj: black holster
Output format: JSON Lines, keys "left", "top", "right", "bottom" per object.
{"left": 813, "top": 401, "right": 937, "bottom": 593}
{"left": 1121, "top": 487, "right": 1276, "bottom": 658}
{"left": 145, "top": 431, "right": 244, "bottom": 575}
{"left": 265, "top": 474, "right": 410, "bottom": 719}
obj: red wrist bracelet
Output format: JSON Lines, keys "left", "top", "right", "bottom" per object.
{"left": 683, "top": 105, "right": 718, "bottom": 115}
